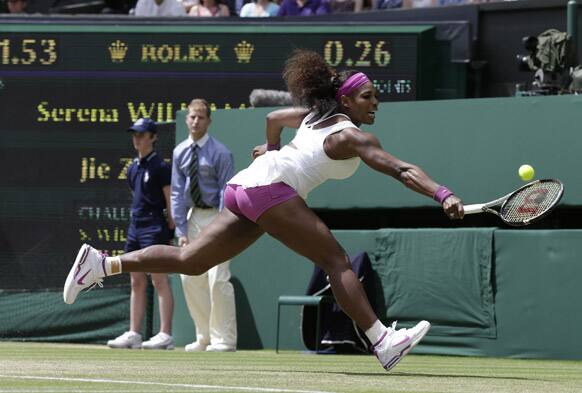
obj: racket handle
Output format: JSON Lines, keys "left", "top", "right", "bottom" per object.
{"left": 463, "top": 204, "right": 485, "bottom": 215}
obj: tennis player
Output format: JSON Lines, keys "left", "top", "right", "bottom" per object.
{"left": 64, "top": 50, "right": 464, "bottom": 371}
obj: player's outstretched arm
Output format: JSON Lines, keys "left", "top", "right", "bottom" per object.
{"left": 329, "top": 128, "right": 464, "bottom": 218}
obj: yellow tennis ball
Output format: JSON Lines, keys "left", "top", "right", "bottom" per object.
{"left": 518, "top": 164, "right": 535, "bottom": 181}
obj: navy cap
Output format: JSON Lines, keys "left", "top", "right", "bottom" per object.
{"left": 128, "top": 118, "right": 157, "bottom": 134}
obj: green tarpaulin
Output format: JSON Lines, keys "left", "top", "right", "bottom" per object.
{"left": 372, "top": 228, "right": 496, "bottom": 338}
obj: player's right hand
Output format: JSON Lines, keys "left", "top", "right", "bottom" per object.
{"left": 178, "top": 236, "right": 189, "bottom": 247}
{"left": 252, "top": 144, "right": 267, "bottom": 159}
{"left": 443, "top": 195, "right": 464, "bottom": 219}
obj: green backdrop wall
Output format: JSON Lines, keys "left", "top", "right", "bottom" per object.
{"left": 4, "top": 229, "right": 581, "bottom": 359}
{"left": 154, "top": 229, "right": 582, "bottom": 360}
{"left": 176, "top": 95, "right": 582, "bottom": 208}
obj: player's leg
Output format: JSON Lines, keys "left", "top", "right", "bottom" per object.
{"left": 64, "top": 209, "right": 264, "bottom": 304}
{"left": 257, "top": 196, "right": 376, "bottom": 331}
{"left": 121, "top": 209, "right": 263, "bottom": 274}
{"left": 257, "top": 196, "right": 430, "bottom": 371}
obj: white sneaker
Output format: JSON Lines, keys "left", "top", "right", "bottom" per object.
{"left": 206, "top": 343, "right": 236, "bottom": 352}
{"left": 184, "top": 341, "right": 208, "bottom": 352}
{"left": 107, "top": 331, "right": 142, "bottom": 349}
{"left": 142, "top": 332, "right": 175, "bottom": 350}
{"left": 63, "top": 244, "right": 106, "bottom": 304}
{"left": 372, "top": 320, "right": 431, "bottom": 372}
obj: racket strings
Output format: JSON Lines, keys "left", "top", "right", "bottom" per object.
{"left": 501, "top": 181, "right": 563, "bottom": 223}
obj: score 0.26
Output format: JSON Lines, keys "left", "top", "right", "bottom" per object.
{"left": 323, "top": 40, "right": 391, "bottom": 68}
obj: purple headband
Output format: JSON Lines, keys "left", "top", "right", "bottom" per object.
{"left": 335, "top": 72, "right": 371, "bottom": 102}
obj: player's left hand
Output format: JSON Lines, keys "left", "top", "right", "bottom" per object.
{"left": 443, "top": 195, "right": 464, "bottom": 219}
{"left": 252, "top": 144, "right": 267, "bottom": 159}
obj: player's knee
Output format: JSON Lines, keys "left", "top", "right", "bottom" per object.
{"left": 320, "top": 255, "right": 352, "bottom": 276}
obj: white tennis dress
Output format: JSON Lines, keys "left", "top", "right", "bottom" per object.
{"left": 228, "top": 111, "right": 361, "bottom": 199}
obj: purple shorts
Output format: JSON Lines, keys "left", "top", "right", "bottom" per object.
{"left": 224, "top": 182, "right": 298, "bottom": 223}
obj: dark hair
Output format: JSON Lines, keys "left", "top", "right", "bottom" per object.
{"left": 283, "top": 49, "right": 358, "bottom": 115}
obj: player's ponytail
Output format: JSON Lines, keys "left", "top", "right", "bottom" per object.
{"left": 283, "top": 50, "right": 336, "bottom": 115}
{"left": 283, "top": 50, "right": 362, "bottom": 115}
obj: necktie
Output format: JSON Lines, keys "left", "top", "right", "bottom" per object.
{"left": 188, "top": 145, "right": 204, "bottom": 207}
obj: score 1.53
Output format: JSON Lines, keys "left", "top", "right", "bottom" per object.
{"left": 0, "top": 38, "right": 57, "bottom": 65}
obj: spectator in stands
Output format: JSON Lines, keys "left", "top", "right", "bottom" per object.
{"left": 134, "top": 0, "right": 185, "bottom": 15}
{"left": 239, "top": 0, "right": 279, "bottom": 17}
{"left": 232, "top": 0, "right": 246, "bottom": 14}
{"left": 438, "top": 0, "right": 467, "bottom": 5}
{"left": 328, "top": 0, "right": 363, "bottom": 13}
{"left": 188, "top": 0, "right": 230, "bottom": 16}
{"left": 402, "top": 0, "right": 431, "bottom": 8}
{"left": 3, "top": 0, "right": 29, "bottom": 13}
{"left": 107, "top": 118, "right": 175, "bottom": 350}
{"left": 401, "top": 0, "right": 478, "bottom": 7}
{"left": 277, "top": 0, "right": 330, "bottom": 16}
{"left": 376, "top": 0, "right": 401, "bottom": 9}
{"left": 102, "top": 0, "right": 136, "bottom": 13}
{"left": 65, "top": 50, "right": 464, "bottom": 372}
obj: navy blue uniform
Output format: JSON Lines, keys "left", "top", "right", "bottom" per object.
{"left": 125, "top": 151, "right": 172, "bottom": 253}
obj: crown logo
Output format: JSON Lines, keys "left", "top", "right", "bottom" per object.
{"left": 109, "top": 40, "right": 128, "bottom": 63}
{"left": 234, "top": 41, "right": 254, "bottom": 64}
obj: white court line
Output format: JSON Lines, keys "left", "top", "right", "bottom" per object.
{"left": 0, "top": 390, "right": 215, "bottom": 393}
{"left": 0, "top": 390, "right": 207, "bottom": 393}
{"left": 0, "top": 389, "right": 216, "bottom": 393}
{"left": 0, "top": 375, "right": 335, "bottom": 393}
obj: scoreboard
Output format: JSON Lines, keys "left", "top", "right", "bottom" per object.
{"left": 0, "top": 23, "right": 435, "bottom": 289}
{"left": 0, "top": 25, "right": 435, "bottom": 120}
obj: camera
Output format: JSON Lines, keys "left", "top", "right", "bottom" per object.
{"left": 516, "top": 36, "right": 540, "bottom": 72}
{"left": 515, "top": 30, "right": 576, "bottom": 96}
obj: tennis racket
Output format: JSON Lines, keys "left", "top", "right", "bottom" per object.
{"left": 463, "top": 179, "right": 564, "bottom": 226}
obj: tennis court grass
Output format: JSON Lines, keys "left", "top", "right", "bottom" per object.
{"left": 0, "top": 342, "right": 581, "bottom": 393}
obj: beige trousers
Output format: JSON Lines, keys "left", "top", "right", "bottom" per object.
{"left": 181, "top": 207, "right": 237, "bottom": 347}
